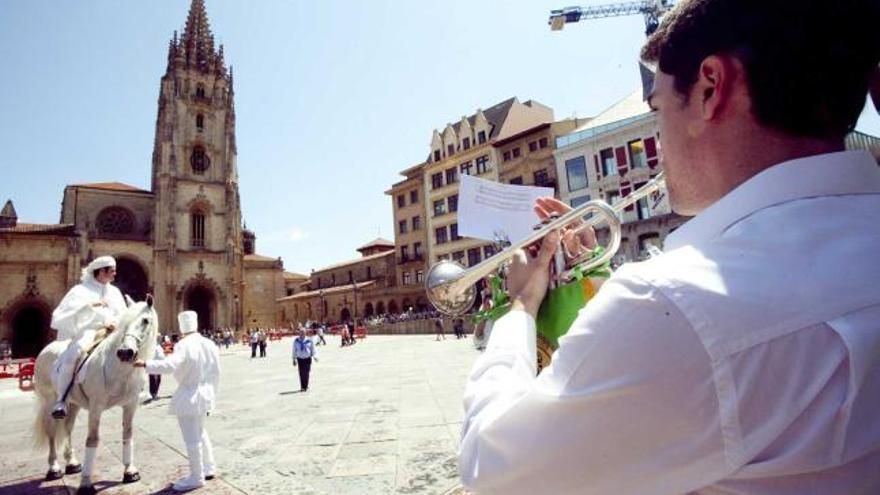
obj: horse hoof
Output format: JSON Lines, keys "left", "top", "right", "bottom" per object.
{"left": 122, "top": 471, "right": 141, "bottom": 483}
{"left": 45, "top": 469, "right": 63, "bottom": 481}
{"left": 65, "top": 463, "right": 83, "bottom": 474}
{"left": 76, "top": 486, "right": 96, "bottom": 495}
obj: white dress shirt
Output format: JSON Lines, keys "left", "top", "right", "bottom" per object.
{"left": 460, "top": 150, "right": 880, "bottom": 495}
{"left": 146, "top": 333, "right": 221, "bottom": 417}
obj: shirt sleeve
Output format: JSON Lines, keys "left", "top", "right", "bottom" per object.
{"left": 146, "top": 347, "right": 186, "bottom": 375}
{"left": 459, "top": 273, "right": 729, "bottom": 495}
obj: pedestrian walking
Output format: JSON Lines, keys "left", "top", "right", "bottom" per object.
{"left": 134, "top": 311, "right": 220, "bottom": 492}
{"left": 292, "top": 328, "right": 317, "bottom": 392}
{"left": 148, "top": 336, "right": 165, "bottom": 402}
{"left": 258, "top": 329, "right": 267, "bottom": 358}
{"left": 316, "top": 324, "right": 326, "bottom": 346}
{"left": 434, "top": 318, "right": 445, "bottom": 341}
{"left": 249, "top": 329, "right": 258, "bottom": 358}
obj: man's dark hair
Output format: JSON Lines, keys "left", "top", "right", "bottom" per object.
{"left": 641, "top": 0, "right": 880, "bottom": 139}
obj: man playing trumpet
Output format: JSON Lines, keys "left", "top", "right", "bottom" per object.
{"left": 459, "top": 1, "right": 880, "bottom": 494}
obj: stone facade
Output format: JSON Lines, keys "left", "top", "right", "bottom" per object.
{"left": 0, "top": 0, "right": 287, "bottom": 356}
{"left": 385, "top": 163, "right": 429, "bottom": 293}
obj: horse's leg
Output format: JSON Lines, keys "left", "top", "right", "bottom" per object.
{"left": 121, "top": 402, "right": 140, "bottom": 483}
{"left": 78, "top": 409, "right": 101, "bottom": 495}
{"left": 63, "top": 404, "right": 82, "bottom": 474}
{"left": 43, "top": 408, "right": 63, "bottom": 480}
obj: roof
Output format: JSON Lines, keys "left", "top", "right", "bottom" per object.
{"left": 0, "top": 200, "right": 17, "bottom": 218}
{"left": 357, "top": 237, "right": 394, "bottom": 251}
{"left": 556, "top": 90, "right": 653, "bottom": 149}
{"left": 315, "top": 249, "right": 394, "bottom": 273}
{"left": 0, "top": 223, "right": 77, "bottom": 235}
{"left": 450, "top": 97, "right": 517, "bottom": 140}
{"left": 492, "top": 122, "right": 552, "bottom": 147}
{"left": 244, "top": 253, "right": 281, "bottom": 263}
{"left": 277, "top": 280, "right": 377, "bottom": 301}
{"left": 70, "top": 182, "right": 152, "bottom": 194}
{"left": 283, "top": 271, "right": 308, "bottom": 280}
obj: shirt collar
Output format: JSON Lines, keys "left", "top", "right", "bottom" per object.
{"left": 665, "top": 150, "right": 880, "bottom": 250}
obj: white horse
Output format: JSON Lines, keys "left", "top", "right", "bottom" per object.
{"left": 32, "top": 295, "right": 158, "bottom": 495}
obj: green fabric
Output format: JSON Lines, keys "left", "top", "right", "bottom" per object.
{"left": 535, "top": 280, "right": 589, "bottom": 349}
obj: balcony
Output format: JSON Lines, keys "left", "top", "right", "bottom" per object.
{"left": 398, "top": 254, "right": 424, "bottom": 265}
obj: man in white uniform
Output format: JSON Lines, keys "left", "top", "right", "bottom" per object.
{"left": 459, "top": 1, "right": 880, "bottom": 494}
{"left": 135, "top": 311, "right": 220, "bottom": 492}
{"left": 50, "top": 255, "right": 127, "bottom": 419}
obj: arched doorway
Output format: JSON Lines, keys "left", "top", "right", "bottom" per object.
{"left": 402, "top": 298, "right": 413, "bottom": 312}
{"left": 376, "top": 301, "right": 385, "bottom": 315}
{"left": 185, "top": 286, "right": 215, "bottom": 333}
{"left": 10, "top": 305, "right": 50, "bottom": 358}
{"left": 114, "top": 257, "right": 149, "bottom": 302}
{"left": 388, "top": 300, "right": 399, "bottom": 314}
{"left": 364, "top": 302, "right": 374, "bottom": 317}
{"left": 340, "top": 307, "right": 351, "bottom": 322}
{"left": 416, "top": 297, "right": 429, "bottom": 312}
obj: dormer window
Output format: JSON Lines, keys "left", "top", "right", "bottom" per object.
{"left": 462, "top": 137, "right": 471, "bottom": 150}
{"left": 196, "top": 114, "right": 204, "bottom": 131}
{"left": 447, "top": 144, "right": 455, "bottom": 156}
{"left": 433, "top": 150, "right": 441, "bottom": 162}
{"left": 478, "top": 131, "right": 487, "bottom": 144}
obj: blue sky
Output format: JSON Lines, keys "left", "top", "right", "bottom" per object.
{"left": 2, "top": 1, "right": 878, "bottom": 274}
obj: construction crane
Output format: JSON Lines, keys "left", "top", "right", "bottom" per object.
{"left": 549, "top": 0, "right": 673, "bottom": 35}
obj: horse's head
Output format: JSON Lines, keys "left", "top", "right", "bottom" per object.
{"left": 116, "top": 294, "right": 158, "bottom": 363}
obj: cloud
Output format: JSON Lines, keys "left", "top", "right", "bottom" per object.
{"left": 286, "top": 227, "right": 309, "bottom": 242}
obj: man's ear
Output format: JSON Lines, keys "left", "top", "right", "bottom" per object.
{"left": 695, "top": 55, "right": 738, "bottom": 120}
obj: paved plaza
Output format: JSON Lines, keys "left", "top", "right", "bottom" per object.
{"left": 0, "top": 334, "right": 480, "bottom": 494}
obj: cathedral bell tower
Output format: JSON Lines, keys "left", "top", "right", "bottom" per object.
{"left": 151, "top": 0, "right": 243, "bottom": 333}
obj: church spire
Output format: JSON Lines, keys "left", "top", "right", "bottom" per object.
{"left": 180, "top": 0, "right": 216, "bottom": 72}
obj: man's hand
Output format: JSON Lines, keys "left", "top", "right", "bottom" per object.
{"left": 132, "top": 360, "right": 146, "bottom": 368}
{"left": 292, "top": 359, "right": 297, "bottom": 367}
{"left": 507, "top": 231, "right": 559, "bottom": 317}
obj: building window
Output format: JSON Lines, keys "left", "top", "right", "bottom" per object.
{"left": 460, "top": 161, "right": 473, "bottom": 176}
{"left": 448, "top": 194, "right": 458, "bottom": 213}
{"left": 600, "top": 148, "right": 617, "bottom": 176}
{"left": 534, "top": 168, "right": 550, "bottom": 186}
{"left": 412, "top": 216, "right": 421, "bottom": 230}
{"left": 410, "top": 189, "right": 418, "bottom": 204}
{"left": 287, "top": 288, "right": 294, "bottom": 296}
{"left": 570, "top": 195, "right": 591, "bottom": 208}
{"left": 462, "top": 137, "right": 471, "bottom": 150}
{"left": 348, "top": 270, "right": 353, "bottom": 283}
{"left": 96, "top": 207, "right": 135, "bottom": 235}
{"left": 191, "top": 211, "right": 205, "bottom": 247}
{"left": 450, "top": 223, "right": 460, "bottom": 240}
{"left": 509, "top": 176, "right": 523, "bottom": 185}
{"left": 483, "top": 245, "right": 496, "bottom": 259}
{"left": 452, "top": 251, "right": 465, "bottom": 262}
{"left": 529, "top": 141, "right": 538, "bottom": 152}
{"left": 415, "top": 270, "right": 424, "bottom": 283}
{"left": 565, "top": 156, "right": 588, "bottom": 191}
{"left": 332, "top": 274, "right": 336, "bottom": 285}
{"left": 628, "top": 139, "right": 647, "bottom": 169}
{"left": 433, "top": 199, "right": 447, "bottom": 217}
{"left": 397, "top": 194, "right": 405, "bottom": 208}
{"left": 467, "top": 248, "right": 481, "bottom": 266}
{"left": 191, "top": 146, "right": 210, "bottom": 174}
{"left": 502, "top": 151, "right": 511, "bottom": 162}
{"left": 512, "top": 147, "right": 521, "bottom": 158}
{"left": 476, "top": 155, "right": 490, "bottom": 174}
{"left": 431, "top": 173, "right": 443, "bottom": 189}
{"left": 196, "top": 114, "right": 204, "bottom": 131}
{"left": 635, "top": 182, "right": 652, "bottom": 220}
{"left": 402, "top": 271, "right": 412, "bottom": 285}
{"left": 413, "top": 242, "right": 422, "bottom": 258}
{"left": 400, "top": 245, "right": 409, "bottom": 261}
{"left": 398, "top": 220, "right": 408, "bottom": 234}
{"left": 435, "top": 226, "right": 448, "bottom": 244}
{"left": 539, "top": 137, "right": 548, "bottom": 149}
{"left": 433, "top": 150, "right": 442, "bottom": 162}
{"left": 367, "top": 266, "right": 372, "bottom": 279}
{"left": 195, "top": 85, "right": 206, "bottom": 99}
{"left": 606, "top": 190, "right": 621, "bottom": 206}
{"left": 445, "top": 167, "right": 457, "bottom": 185}
{"left": 477, "top": 130, "right": 487, "bottom": 144}
{"left": 447, "top": 144, "right": 455, "bottom": 156}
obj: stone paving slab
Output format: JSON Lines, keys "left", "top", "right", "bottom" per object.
{"left": 0, "top": 335, "right": 479, "bottom": 494}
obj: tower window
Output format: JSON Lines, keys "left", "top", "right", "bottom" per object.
{"left": 196, "top": 114, "right": 204, "bottom": 131}
{"left": 191, "top": 211, "right": 205, "bottom": 248}
{"left": 195, "top": 85, "right": 206, "bottom": 99}
{"left": 191, "top": 146, "right": 210, "bottom": 174}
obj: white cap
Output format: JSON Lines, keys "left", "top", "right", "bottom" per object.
{"left": 178, "top": 311, "right": 199, "bottom": 334}
{"left": 80, "top": 255, "right": 117, "bottom": 283}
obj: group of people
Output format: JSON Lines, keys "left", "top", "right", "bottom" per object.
{"left": 207, "top": 329, "right": 234, "bottom": 349}
{"left": 246, "top": 328, "right": 270, "bottom": 358}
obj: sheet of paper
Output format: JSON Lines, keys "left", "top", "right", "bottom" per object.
{"left": 458, "top": 174, "right": 554, "bottom": 245}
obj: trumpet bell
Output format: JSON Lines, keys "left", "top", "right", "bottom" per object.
{"left": 425, "top": 260, "right": 477, "bottom": 316}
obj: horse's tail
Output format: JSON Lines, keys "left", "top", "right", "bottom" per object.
{"left": 32, "top": 393, "right": 52, "bottom": 449}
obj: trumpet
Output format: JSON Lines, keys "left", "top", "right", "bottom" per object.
{"left": 425, "top": 173, "right": 666, "bottom": 316}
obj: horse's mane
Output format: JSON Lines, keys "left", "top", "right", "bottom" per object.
{"left": 102, "top": 301, "right": 158, "bottom": 358}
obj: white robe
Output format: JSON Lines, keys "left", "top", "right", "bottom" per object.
{"left": 145, "top": 333, "right": 221, "bottom": 417}
{"left": 51, "top": 278, "right": 126, "bottom": 341}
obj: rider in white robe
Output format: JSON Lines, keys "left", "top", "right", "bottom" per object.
{"left": 136, "top": 311, "right": 221, "bottom": 492}
{"left": 50, "top": 256, "right": 126, "bottom": 419}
